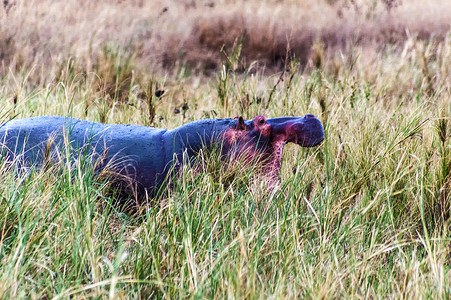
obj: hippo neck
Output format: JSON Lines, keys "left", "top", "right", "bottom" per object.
{"left": 163, "top": 118, "right": 237, "bottom": 162}
{"left": 173, "top": 118, "right": 237, "bottom": 143}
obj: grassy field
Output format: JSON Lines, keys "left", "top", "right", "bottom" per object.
{"left": 1, "top": 0, "right": 450, "bottom": 299}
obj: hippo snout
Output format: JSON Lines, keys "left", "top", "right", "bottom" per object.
{"left": 292, "top": 115, "right": 324, "bottom": 147}
{"left": 268, "top": 115, "right": 324, "bottom": 147}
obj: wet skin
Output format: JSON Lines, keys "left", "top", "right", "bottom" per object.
{"left": 0, "top": 115, "right": 324, "bottom": 197}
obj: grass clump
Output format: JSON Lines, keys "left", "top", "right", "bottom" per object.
{"left": 93, "top": 44, "right": 136, "bottom": 104}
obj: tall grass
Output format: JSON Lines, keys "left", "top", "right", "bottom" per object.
{"left": 0, "top": 1, "right": 450, "bottom": 298}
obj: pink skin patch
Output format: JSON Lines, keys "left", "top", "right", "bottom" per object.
{"left": 222, "top": 115, "right": 289, "bottom": 186}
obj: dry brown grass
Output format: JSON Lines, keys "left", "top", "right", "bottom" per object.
{"left": 1, "top": 0, "right": 450, "bottom": 79}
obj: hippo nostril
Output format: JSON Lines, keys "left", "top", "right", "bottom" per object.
{"left": 305, "top": 114, "right": 315, "bottom": 118}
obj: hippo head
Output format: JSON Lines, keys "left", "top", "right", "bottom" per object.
{"left": 221, "top": 114, "right": 324, "bottom": 183}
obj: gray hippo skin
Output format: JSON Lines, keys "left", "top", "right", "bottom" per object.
{"left": 0, "top": 114, "right": 324, "bottom": 198}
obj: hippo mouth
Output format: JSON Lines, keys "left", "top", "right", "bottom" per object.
{"left": 259, "top": 114, "right": 324, "bottom": 184}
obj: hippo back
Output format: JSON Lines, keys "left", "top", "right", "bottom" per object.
{"left": 0, "top": 116, "right": 168, "bottom": 193}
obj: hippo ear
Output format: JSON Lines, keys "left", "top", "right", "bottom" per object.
{"left": 235, "top": 116, "right": 246, "bottom": 131}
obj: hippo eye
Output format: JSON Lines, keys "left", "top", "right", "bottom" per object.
{"left": 258, "top": 118, "right": 265, "bottom": 125}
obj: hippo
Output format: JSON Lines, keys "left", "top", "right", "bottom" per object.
{"left": 0, "top": 115, "right": 324, "bottom": 200}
